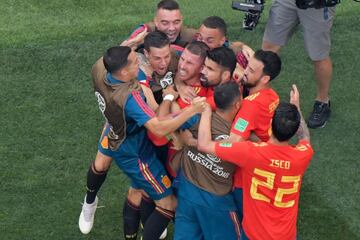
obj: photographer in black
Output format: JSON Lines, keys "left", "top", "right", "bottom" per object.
{"left": 262, "top": 0, "right": 338, "bottom": 129}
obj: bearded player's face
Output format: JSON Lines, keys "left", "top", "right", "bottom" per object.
{"left": 242, "top": 57, "right": 264, "bottom": 88}
{"left": 177, "top": 48, "right": 203, "bottom": 82}
{"left": 200, "top": 58, "right": 224, "bottom": 87}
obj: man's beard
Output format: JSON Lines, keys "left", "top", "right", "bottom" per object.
{"left": 200, "top": 74, "right": 210, "bottom": 87}
{"left": 243, "top": 81, "right": 256, "bottom": 88}
{"left": 242, "top": 76, "right": 260, "bottom": 88}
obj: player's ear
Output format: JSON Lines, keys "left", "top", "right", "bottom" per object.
{"left": 220, "top": 36, "right": 226, "bottom": 46}
{"left": 178, "top": 12, "right": 183, "bottom": 24}
{"left": 144, "top": 49, "right": 150, "bottom": 59}
{"left": 154, "top": 14, "right": 159, "bottom": 28}
{"left": 260, "top": 74, "right": 271, "bottom": 84}
{"left": 120, "top": 67, "right": 129, "bottom": 77}
{"left": 235, "top": 96, "right": 242, "bottom": 112}
{"left": 221, "top": 70, "right": 231, "bottom": 83}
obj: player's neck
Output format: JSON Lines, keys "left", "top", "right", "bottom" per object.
{"left": 216, "top": 110, "right": 233, "bottom": 124}
{"left": 268, "top": 135, "right": 290, "bottom": 146}
{"left": 113, "top": 71, "right": 134, "bottom": 82}
{"left": 249, "top": 83, "right": 270, "bottom": 95}
{"left": 185, "top": 76, "right": 201, "bottom": 86}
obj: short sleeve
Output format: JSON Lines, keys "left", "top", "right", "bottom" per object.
{"left": 125, "top": 91, "right": 155, "bottom": 127}
{"left": 231, "top": 100, "right": 258, "bottom": 139}
{"left": 215, "top": 141, "right": 252, "bottom": 168}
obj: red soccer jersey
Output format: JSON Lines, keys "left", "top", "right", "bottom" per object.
{"left": 231, "top": 88, "right": 279, "bottom": 141}
{"left": 177, "top": 84, "right": 209, "bottom": 109}
{"left": 204, "top": 87, "right": 217, "bottom": 111}
{"left": 231, "top": 88, "right": 279, "bottom": 188}
{"left": 215, "top": 140, "right": 313, "bottom": 240}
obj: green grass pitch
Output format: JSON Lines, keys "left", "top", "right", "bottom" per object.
{"left": 1, "top": 0, "right": 359, "bottom": 239}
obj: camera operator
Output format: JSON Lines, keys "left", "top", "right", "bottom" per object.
{"left": 262, "top": 0, "right": 337, "bottom": 128}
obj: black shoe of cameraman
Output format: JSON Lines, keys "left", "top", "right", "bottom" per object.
{"left": 307, "top": 101, "right": 331, "bottom": 129}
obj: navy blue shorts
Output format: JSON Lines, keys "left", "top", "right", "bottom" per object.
{"left": 98, "top": 123, "right": 173, "bottom": 200}
{"left": 174, "top": 174, "right": 241, "bottom": 240}
{"left": 174, "top": 196, "right": 241, "bottom": 240}
{"left": 113, "top": 133, "right": 173, "bottom": 200}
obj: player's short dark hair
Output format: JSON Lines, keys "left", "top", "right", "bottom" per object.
{"left": 202, "top": 16, "right": 227, "bottom": 37}
{"left": 157, "top": 0, "right": 179, "bottom": 11}
{"left": 185, "top": 41, "right": 209, "bottom": 60}
{"left": 103, "top": 46, "right": 131, "bottom": 73}
{"left": 144, "top": 31, "right": 170, "bottom": 52}
{"left": 254, "top": 50, "right": 281, "bottom": 81}
{"left": 207, "top": 46, "right": 237, "bottom": 75}
{"left": 214, "top": 82, "right": 241, "bottom": 111}
{"left": 272, "top": 102, "right": 300, "bottom": 142}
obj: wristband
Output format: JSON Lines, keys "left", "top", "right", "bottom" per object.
{"left": 163, "top": 94, "right": 175, "bottom": 102}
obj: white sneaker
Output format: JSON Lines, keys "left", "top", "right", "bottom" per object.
{"left": 159, "top": 228, "right": 167, "bottom": 239}
{"left": 79, "top": 196, "right": 98, "bottom": 234}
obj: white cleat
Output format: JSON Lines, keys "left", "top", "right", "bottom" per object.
{"left": 78, "top": 196, "right": 98, "bottom": 234}
{"left": 159, "top": 228, "right": 167, "bottom": 239}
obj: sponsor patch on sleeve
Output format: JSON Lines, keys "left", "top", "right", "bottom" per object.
{"left": 100, "top": 136, "right": 109, "bottom": 149}
{"left": 219, "top": 142, "right": 232, "bottom": 148}
{"left": 161, "top": 175, "right": 171, "bottom": 189}
{"left": 234, "top": 118, "right": 249, "bottom": 133}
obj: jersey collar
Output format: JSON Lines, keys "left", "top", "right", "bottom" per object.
{"left": 106, "top": 73, "right": 124, "bottom": 84}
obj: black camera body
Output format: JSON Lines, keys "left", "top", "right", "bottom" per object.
{"left": 232, "top": 0, "right": 265, "bottom": 30}
{"left": 296, "top": 0, "right": 340, "bottom": 9}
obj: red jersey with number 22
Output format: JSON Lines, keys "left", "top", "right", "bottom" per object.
{"left": 215, "top": 140, "right": 313, "bottom": 240}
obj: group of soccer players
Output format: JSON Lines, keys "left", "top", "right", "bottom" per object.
{"left": 78, "top": 1, "right": 314, "bottom": 239}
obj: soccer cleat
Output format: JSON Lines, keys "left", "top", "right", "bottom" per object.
{"left": 307, "top": 100, "right": 331, "bottom": 129}
{"left": 159, "top": 228, "right": 167, "bottom": 239}
{"left": 79, "top": 196, "right": 98, "bottom": 234}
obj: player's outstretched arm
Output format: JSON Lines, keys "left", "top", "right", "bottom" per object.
{"left": 231, "top": 41, "right": 254, "bottom": 60}
{"left": 145, "top": 97, "right": 206, "bottom": 137}
{"left": 241, "top": 44, "right": 255, "bottom": 60}
{"left": 290, "top": 84, "right": 310, "bottom": 142}
{"left": 120, "top": 26, "right": 148, "bottom": 50}
{"left": 197, "top": 103, "right": 216, "bottom": 155}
